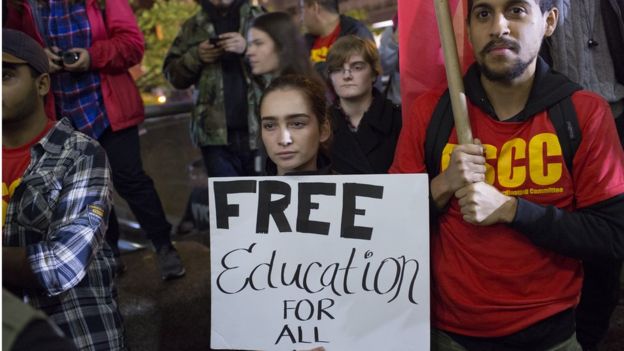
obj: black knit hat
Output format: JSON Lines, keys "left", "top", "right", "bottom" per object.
{"left": 2, "top": 28, "right": 49, "bottom": 74}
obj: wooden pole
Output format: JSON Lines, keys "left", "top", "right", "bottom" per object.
{"left": 433, "top": 0, "right": 473, "bottom": 144}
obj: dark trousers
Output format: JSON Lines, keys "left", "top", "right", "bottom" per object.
{"left": 576, "top": 260, "right": 622, "bottom": 350}
{"left": 200, "top": 129, "right": 257, "bottom": 177}
{"left": 99, "top": 126, "right": 172, "bottom": 255}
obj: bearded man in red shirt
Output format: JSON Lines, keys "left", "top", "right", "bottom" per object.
{"left": 391, "top": 0, "right": 624, "bottom": 350}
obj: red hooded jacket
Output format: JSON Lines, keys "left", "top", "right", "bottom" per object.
{"left": 7, "top": 0, "right": 145, "bottom": 132}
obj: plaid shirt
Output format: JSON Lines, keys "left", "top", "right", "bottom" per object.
{"left": 40, "top": 0, "right": 110, "bottom": 139}
{"left": 3, "top": 118, "right": 126, "bottom": 350}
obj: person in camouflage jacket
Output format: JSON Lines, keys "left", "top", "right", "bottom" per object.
{"left": 163, "top": 0, "right": 263, "bottom": 175}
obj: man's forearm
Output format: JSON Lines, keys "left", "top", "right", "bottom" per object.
{"left": 430, "top": 173, "right": 454, "bottom": 210}
{"left": 163, "top": 48, "right": 202, "bottom": 89}
{"left": 2, "top": 247, "right": 41, "bottom": 289}
{"left": 511, "top": 195, "right": 624, "bottom": 260}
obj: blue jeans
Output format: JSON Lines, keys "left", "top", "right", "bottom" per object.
{"left": 200, "top": 129, "right": 258, "bottom": 177}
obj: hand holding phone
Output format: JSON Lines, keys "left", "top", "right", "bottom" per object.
{"left": 209, "top": 37, "right": 220, "bottom": 46}
{"left": 217, "top": 32, "right": 246, "bottom": 54}
{"left": 61, "top": 48, "right": 90, "bottom": 72}
{"left": 44, "top": 47, "right": 63, "bottom": 73}
{"left": 198, "top": 39, "right": 223, "bottom": 64}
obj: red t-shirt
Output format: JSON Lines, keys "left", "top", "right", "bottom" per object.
{"left": 2, "top": 121, "right": 55, "bottom": 225}
{"left": 390, "top": 90, "right": 624, "bottom": 337}
{"left": 310, "top": 23, "right": 341, "bottom": 64}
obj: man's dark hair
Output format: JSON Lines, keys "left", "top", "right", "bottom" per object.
{"left": 467, "top": 0, "right": 556, "bottom": 19}
{"left": 304, "top": 0, "right": 339, "bottom": 14}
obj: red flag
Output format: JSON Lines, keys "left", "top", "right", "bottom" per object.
{"left": 398, "top": 0, "right": 474, "bottom": 120}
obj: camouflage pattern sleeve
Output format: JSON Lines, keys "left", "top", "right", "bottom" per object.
{"left": 163, "top": 18, "right": 206, "bottom": 89}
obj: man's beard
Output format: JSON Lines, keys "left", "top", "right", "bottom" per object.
{"left": 478, "top": 58, "right": 533, "bottom": 83}
{"left": 477, "top": 38, "right": 533, "bottom": 83}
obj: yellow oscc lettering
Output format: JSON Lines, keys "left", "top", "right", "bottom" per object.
{"left": 498, "top": 138, "right": 526, "bottom": 188}
{"left": 483, "top": 144, "right": 497, "bottom": 185}
{"left": 440, "top": 143, "right": 456, "bottom": 172}
{"left": 440, "top": 143, "right": 496, "bottom": 185}
{"left": 529, "top": 133, "right": 563, "bottom": 186}
{"left": 310, "top": 47, "right": 329, "bottom": 63}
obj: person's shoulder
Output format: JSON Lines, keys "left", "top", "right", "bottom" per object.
{"left": 340, "top": 14, "right": 365, "bottom": 26}
{"left": 53, "top": 119, "right": 104, "bottom": 155}
{"left": 570, "top": 90, "right": 610, "bottom": 108}
{"left": 339, "top": 14, "right": 372, "bottom": 35}
{"left": 569, "top": 90, "right": 613, "bottom": 126}
{"left": 400, "top": 88, "right": 447, "bottom": 128}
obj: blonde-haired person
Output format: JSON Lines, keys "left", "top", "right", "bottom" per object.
{"left": 327, "top": 35, "right": 402, "bottom": 174}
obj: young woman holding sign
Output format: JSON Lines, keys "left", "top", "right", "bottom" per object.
{"left": 259, "top": 75, "right": 332, "bottom": 176}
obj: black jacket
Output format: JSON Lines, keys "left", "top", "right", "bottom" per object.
{"left": 330, "top": 90, "right": 402, "bottom": 174}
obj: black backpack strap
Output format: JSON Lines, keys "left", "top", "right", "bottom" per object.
{"left": 548, "top": 96, "right": 581, "bottom": 174}
{"left": 425, "top": 90, "right": 454, "bottom": 180}
{"left": 424, "top": 90, "right": 454, "bottom": 221}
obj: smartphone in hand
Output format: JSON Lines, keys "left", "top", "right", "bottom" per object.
{"left": 209, "top": 37, "right": 220, "bottom": 46}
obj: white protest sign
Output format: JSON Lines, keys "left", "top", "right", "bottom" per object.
{"left": 210, "top": 174, "right": 429, "bottom": 351}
